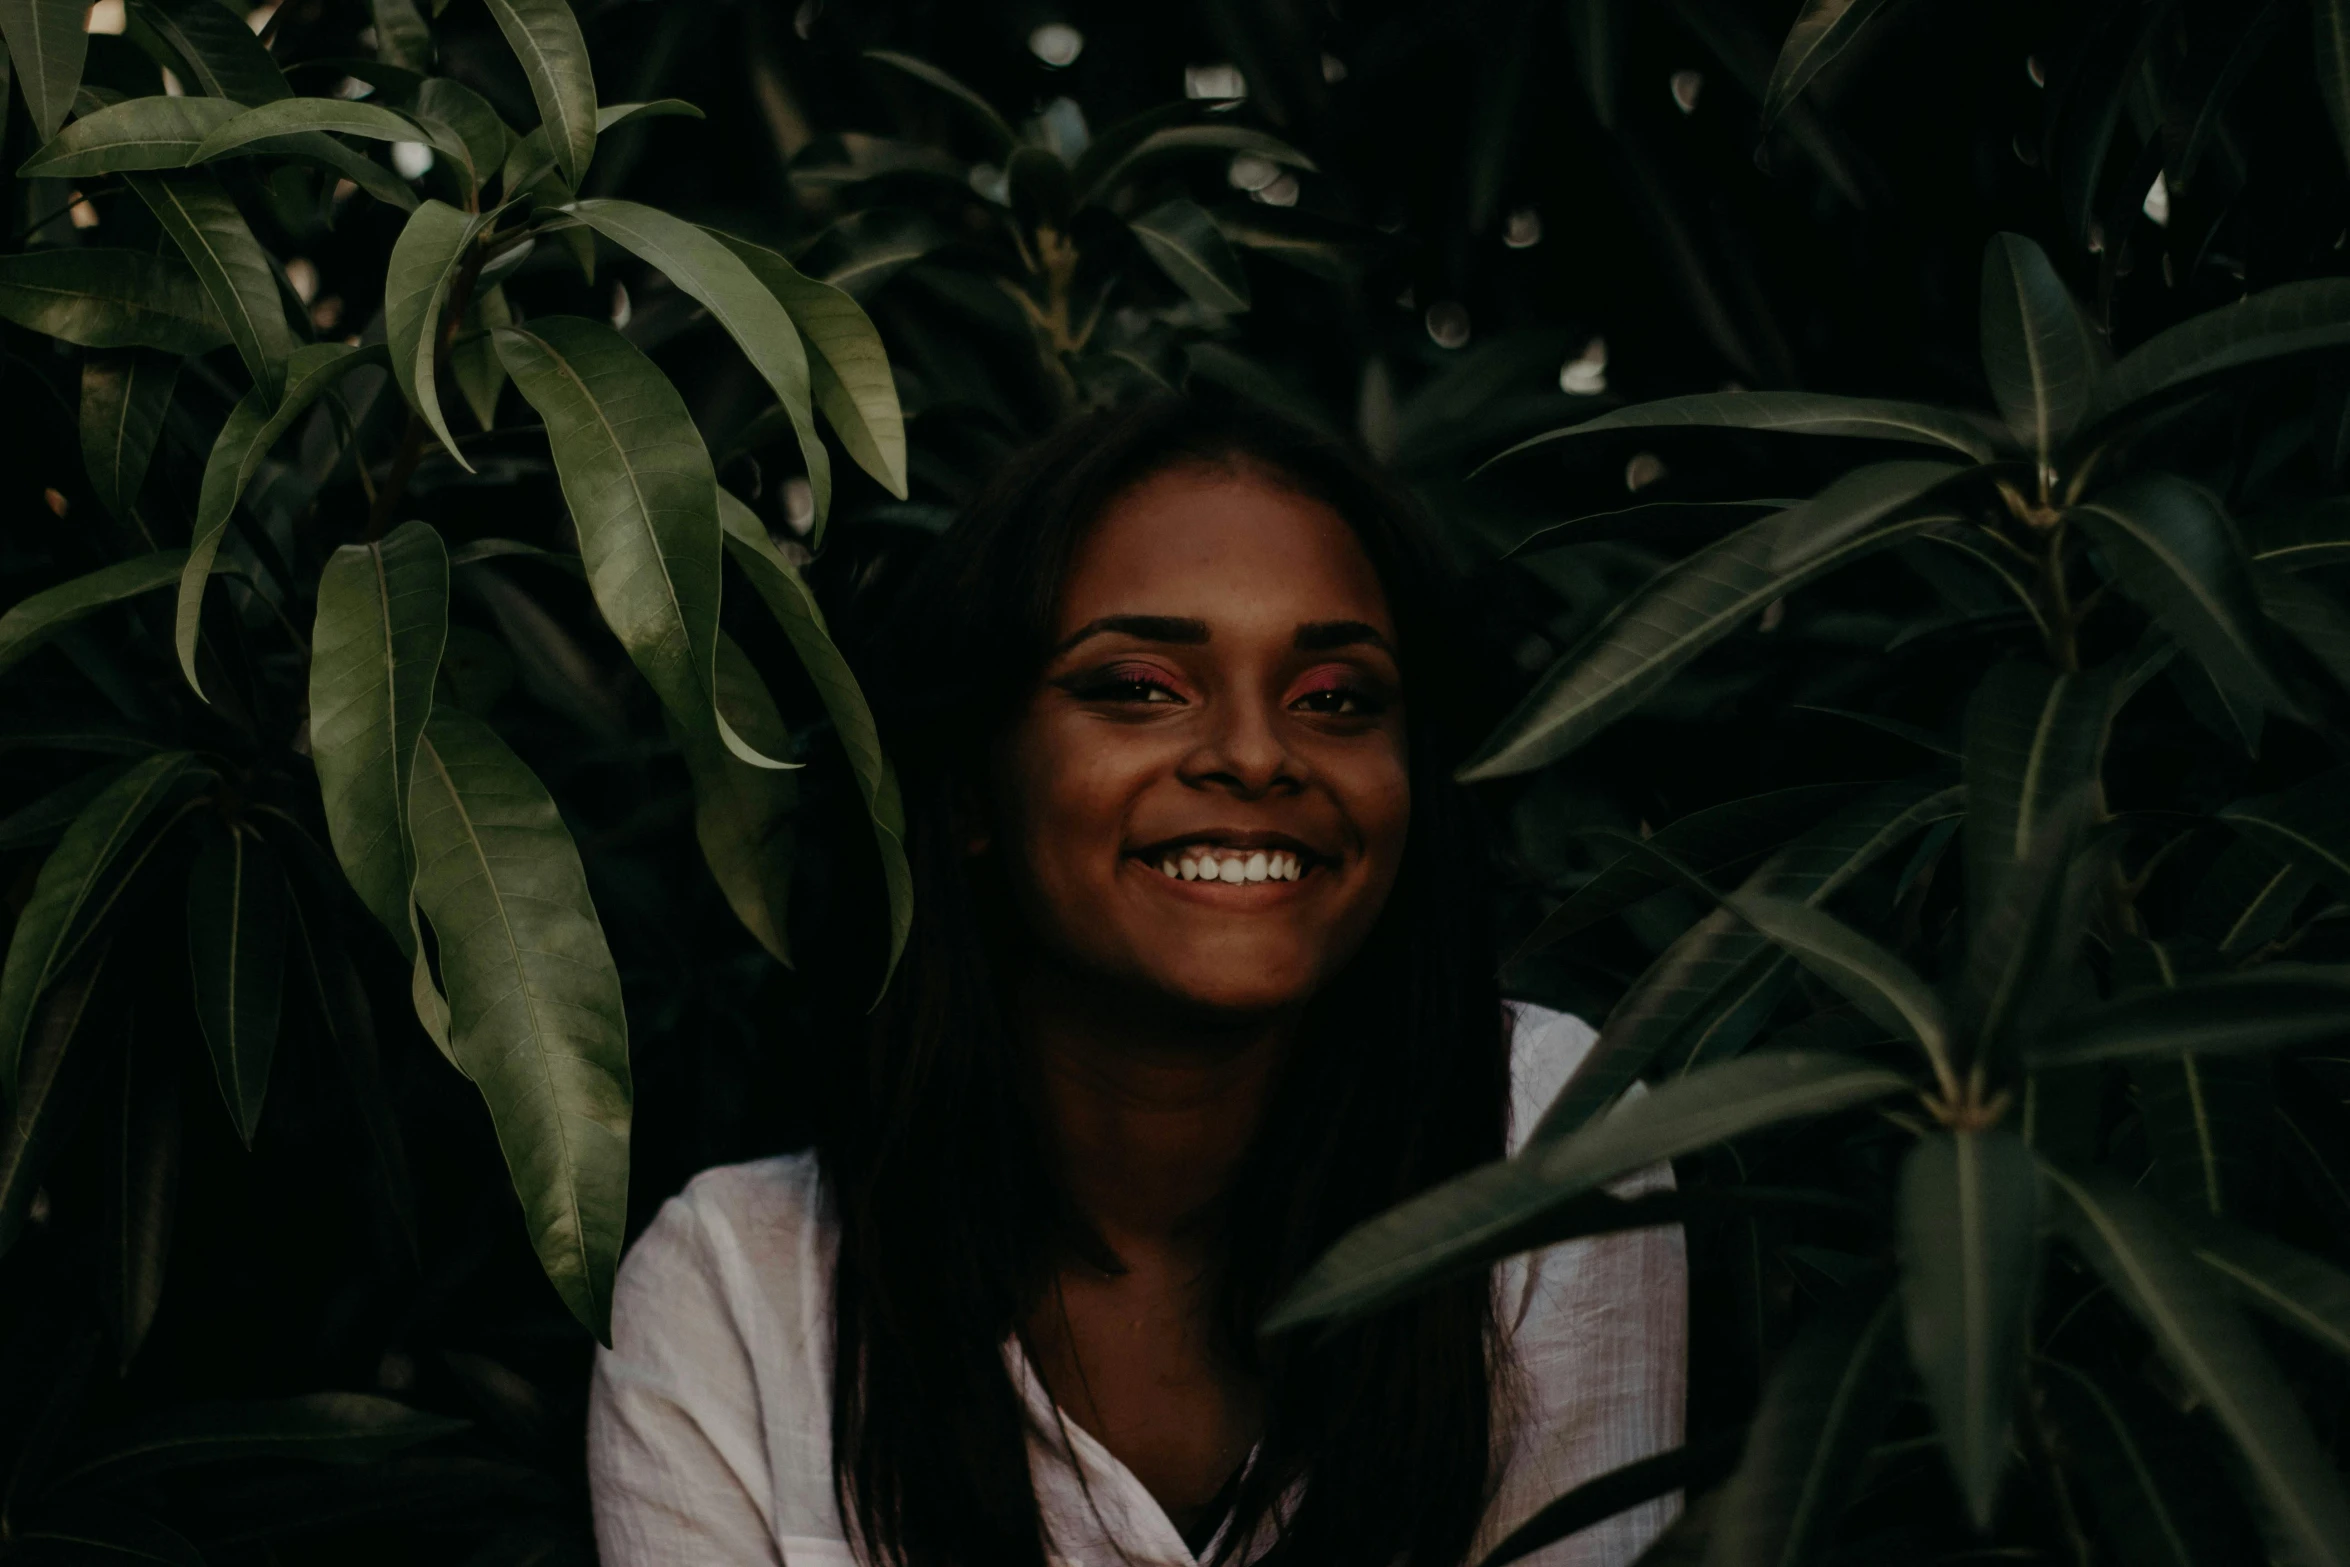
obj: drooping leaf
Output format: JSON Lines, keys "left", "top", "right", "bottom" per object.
{"left": 407, "top": 708, "right": 630, "bottom": 1341}
{"left": 1762, "top": 0, "right": 1898, "bottom": 130}
{"left": 449, "top": 282, "right": 511, "bottom": 431}
{"left": 861, "top": 48, "right": 1016, "bottom": 154}
{"left": 125, "top": 0, "right": 291, "bottom": 104}
{"left": 2026, "top": 965, "right": 2350, "bottom": 1066}
{"left": 102, "top": 1000, "right": 179, "bottom": 1370}
{"left": 410, "top": 75, "right": 508, "bottom": 201}
{"left": 482, "top": 0, "right": 595, "bottom": 189}
{"left": 1481, "top": 391, "right": 2008, "bottom": 471}
{"left": 1978, "top": 232, "right": 2104, "bottom": 464}
{"left": 2187, "top": 1221, "right": 2350, "bottom": 1365}
{"left": 709, "top": 227, "right": 909, "bottom": 498}
{"left": 79, "top": 352, "right": 181, "bottom": 518}
{"left": 16, "top": 94, "right": 239, "bottom": 175}
{"left": 383, "top": 198, "right": 491, "bottom": 469}
{"left": 2130, "top": 950, "right": 2272, "bottom": 1221}
{"left": 2036, "top": 1358, "right": 2205, "bottom": 1567}
{"left": 1728, "top": 893, "right": 1956, "bottom": 1088}
{"left": 570, "top": 200, "right": 834, "bottom": 535}
{"left": 718, "top": 489, "right": 911, "bottom": 988}
{"left": 2044, "top": 1163, "right": 2350, "bottom": 1567}
{"left": 2219, "top": 768, "right": 2350, "bottom": 903}
{"left": 54, "top": 1393, "right": 467, "bottom": 1491}
{"left": 677, "top": 633, "right": 798, "bottom": 965}
{"left": 1268, "top": 1052, "right": 1912, "bottom": 1332}
{"left": 1129, "top": 197, "right": 1251, "bottom": 314}
{"left": 125, "top": 169, "right": 299, "bottom": 402}
{"left": 0, "top": 0, "right": 87, "bottom": 137}
{"left": 184, "top": 820, "right": 286, "bottom": 1150}
{"left": 176, "top": 342, "right": 387, "bottom": 696}
{"left": 2094, "top": 277, "right": 2350, "bottom": 425}
{"left": 795, "top": 206, "right": 949, "bottom": 299}
{"left": 0, "top": 936, "right": 113, "bottom": 1258}
{"left": 1461, "top": 462, "right": 1964, "bottom": 779}
{"left": 0, "top": 552, "right": 189, "bottom": 680}
{"left": 0, "top": 248, "right": 227, "bottom": 355}
{"left": 186, "top": 96, "right": 445, "bottom": 166}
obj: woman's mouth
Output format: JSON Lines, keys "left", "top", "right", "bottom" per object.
{"left": 1153, "top": 845, "right": 1307, "bottom": 883}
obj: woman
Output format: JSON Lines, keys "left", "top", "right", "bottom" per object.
{"left": 587, "top": 398, "right": 1683, "bottom": 1566}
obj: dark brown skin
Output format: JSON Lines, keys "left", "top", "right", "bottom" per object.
{"left": 982, "top": 462, "right": 1412, "bottom": 1534}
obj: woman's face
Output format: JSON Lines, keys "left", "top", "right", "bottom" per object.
{"left": 989, "top": 462, "right": 1411, "bottom": 1020}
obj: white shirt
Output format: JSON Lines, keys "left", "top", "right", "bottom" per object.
{"left": 588, "top": 1003, "right": 1685, "bottom": 1566}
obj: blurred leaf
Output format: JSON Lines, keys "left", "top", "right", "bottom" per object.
{"left": 2135, "top": 1042, "right": 2271, "bottom": 1220}
{"left": 2253, "top": 499, "right": 2350, "bottom": 570}
{"left": 2093, "top": 278, "right": 2350, "bottom": 425}
{"left": 1565, "top": 0, "right": 1618, "bottom": 129}
{"left": 2316, "top": 0, "right": 2350, "bottom": 207}
{"left": 2219, "top": 768, "right": 2350, "bottom": 902}
{"left": 1481, "top": 1433, "right": 1741, "bottom": 1567}
{"left": 1979, "top": 233, "right": 2103, "bottom": 465}
{"left": 1073, "top": 123, "right": 1315, "bottom": 207}
{"left": 2170, "top": 0, "right": 2287, "bottom": 195}
{"left": 13, "top": 1508, "right": 206, "bottom": 1565}
{"left": 2190, "top": 838, "right": 2317, "bottom": 957}
{"left": 2188, "top": 1221, "right": 2350, "bottom": 1364}
{"left": 0, "top": 552, "right": 189, "bottom": 680}
{"left": 126, "top": 0, "right": 290, "bottom": 104}
{"left": 408, "top": 708, "right": 630, "bottom": 1341}
{"left": 55, "top": 1393, "right": 466, "bottom": 1492}
{"left": 0, "top": 768, "right": 125, "bottom": 853}
{"left": 1484, "top": 391, "right": 2008, "bottom": 469}
{"left": 101, "top": 999, "right": 179, "bottom": 1371}
{"left": 384, "top": 199, "right": 491, "bottom": 469}
{"left": 0, "top": 752, "right": 205, "bottom": 1100}
{"left": 482, "top": 0, "right": 595, "bottom": 187}
{"left": 1959, "top": 659, "right": 2113, "bottom": 936}
{"left": 1130, "top": 197, "right": 1251, "bottom": 314}
{"left": 677, "top": 633, "right": 798, "bottom": 965}
{"left": 0, "top": 936, "right": 112, "bottom": 1258}
{"left": 2255, "top": 563, "right": 2350, "bottom": 696}
{"left": 125, "top": 169, "right": 297, "bottom": 402}
{"left": 862, "top": 49, "right": 1016, "bottom": 155}
{"left": 411, "top": 77, "right": 507, "bottom": 202}
{"left": 2026, "top": 965, "right": 2350, "bottom": 1066}
{"left": 0, "top": 248, "right": 227, "bottom": 355}
{"left": 2036, "top": 1359, "right": 2203, "bottom": 1567}
{"left": 79, "top": 352, "right": 180, "bottom": 518}
{"left": 796, "top": 207, "right": 948, "bottom": 299}
{"left": 370, "top": 0, "right": 433, "bottom": 74}
{"left": 1763, "top": 0, "right": 1897, "bottom": 131}
{"left": 17, "top": 93, "right": 238, "bottom": 175}
{"left": 450, "top": 282, "right": 511, "bottom": 431}
{"left": 1268, "top": 1052, "right": 1912, "bottom": 1332}
{"left": 1460, "top": 462, "right": 1963, "bottom": 779}
{"left": 2044, "top": 1164, "right": 2350, "bottom": 1567}
{"left": 186, "top": 820, "right": 287, "bottom": 1148}
{"left": 0, "top": 0, "right": 86, "bottom": 136}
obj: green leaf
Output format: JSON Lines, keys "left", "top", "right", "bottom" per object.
{"left": 79, "top": 351, "right": 180, "bottom": 519}
{"left": 17, "top": 94, "right": 239, "bottom": 175}
{"left": 1959, "top": 659, "right": 2115, "bottom": 936}
{"left": 2043, "top": 1163, "right": 2350, "bottom": 1567}
{"left": 383, "top": 198, "right": 491, "bottom": 470}
{"left": 1704, "top": 1291, "right": 1905, "bottom": 1567}
{"left": 2256, "top": 564, "right": 2350, "bottom": 696}
{"left": 678, "top": 633, "right": 798, "bottom": 965}
{"left": 412, "top": 75, "right": 509, "bottom": 202}
{"left": 0, "top": 552, "right": 189, "bottom": 680}
{"left": 2322, "top": 0, "right": 2350, "bottom": 178}
{"left": 407, "top": 708, "right": 630, "bottom": 1341}
{"left": 102, "top": 1009, "right": 178, "bottom": 1372}
{"left": 2219, "top": 768, "right": 2350, "bottom": 903}
{"left": 1268, "top": 1052, "right": 1912, "bottom": 1332}
{"left": 0, "top": 769, "right": 123, "bottom": 854}
{"left": 0, "top": 247, "right": 227, "bottom": 355}
{"left": 450, "top": 281, "right": 511, "bottom": 431}
{"left": 569, "top": 200, "right": 833, "bottom": 537}
{"left": 861, "top": 49, "right": 1016, "bottom": 154}
{"left": 0, "top": 937, "right": 113, "bottom": 1258}
{"left": 0, "top": 0, "right": 88, "bottom": 136}
{"left": 1979, "top": 233, "right": 2104, "bottom": 464}
{"left": 2188, "top": 1222, "right": 2350, "bottom": 1365}
{"left": 309, "top": 519, "right": 448, "bottom": 964}
{"left": 482, "top": 0, "right": 595, "bottom": 189}
{"left": 54, "top": 1393, "right": 466, "bottom": 1491}
{"left": 1460, "top": 462, "right": 1963, "bottom": 779}
{"left": 596, "top": 97, "right": 702, "bottom": 133}
{"left": 1762, "top": 0, "right": 1897, "bottom": 130}
{"left": 0, "top": 752, "right": 205, "bottom": 1100}
{"left": 719, "top": 489, "right": 911, "bottom": 990}
{"left": 1898, "top": 1131, "right": 2039, "bottom": 1530}
{"left": 186, "top": 96, "right": 441, "bottom": 166}
{"left": 185, "top": 821, "right": 284, "bottom": 1148}
{"left": 2134, "top": 1050, "right": 2272, "bottom": 1219}
{"left": 709, "top": 227, "right": 909, "bottom": 499}
{"left": 2027, "top": 966, "right": 2350, "bottom": 1066}
{"left": 17, "top": 1510, "right": 206, "bottom": 1565}
{"left": 1481, "top": 391, "right": 2008, "bottom": 471}
{"left": 369, "top": 0, "right": 433, "bottom": 73}
{"left": 1072, "top": 122, "right": 1316, "bottom": 208}
{"left": 125, "top": 169, "right": 299, "bottom": 402}
{"left": 796, "top": 207, "right": 949, "bottom": 299}
{"left": 1129, "top": 196, "right": 1251, "bottom": 313}
{"left": 2036, "top": 1359, "right": 2203, "bottom": 1567}
{"left": 2075, "top": 475, "right": 2294, "bottom": 724}
{"left": 124, "top": 0, "right": 288, "bottom": 104}
{"left": 2094, "top": 278, "right": 2350, "bottom": 424}
{"left": 1729, "top": 893, "right": 1955, "bottom": 1087}
{"left": 176, "top": 342, "right": 386, "bottom": 696}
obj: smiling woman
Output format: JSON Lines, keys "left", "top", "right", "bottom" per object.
{"left": 585, "top": 398, "right": 1685, "bottom": 1567}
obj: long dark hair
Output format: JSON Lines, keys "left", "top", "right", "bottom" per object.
{"left": 817, "top": 397, "right": 1511, "bottom": 1566}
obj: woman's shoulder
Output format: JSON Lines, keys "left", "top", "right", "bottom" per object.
{"left": 613, "top": 1150, "right": 835, "bottom": 1340}
{"left": 1503, "top": 1000, "right": 1598, "bottom": 1157}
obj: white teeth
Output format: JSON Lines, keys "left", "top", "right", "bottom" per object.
{"left": 1218, "top": 856, "right": 1245, "bottom": 883}
{"left": 1244, "top": 852, "right": 1269, "bottom": 882}
{"left": 1162, "top": 859, "right": 1179, "bottom": 878}
{"left": 1154, "top": 846, "right": 1312, "bottom": 883}
{"left": 1180, "top": 858, "right": 1199, "bottom": 880}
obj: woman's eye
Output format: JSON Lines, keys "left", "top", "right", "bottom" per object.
{"left": 1293, "top": 685, "right": 1383, "bottom": 716}
{"left": 1077, "top": 671, "right": 1183, "bottom": 704}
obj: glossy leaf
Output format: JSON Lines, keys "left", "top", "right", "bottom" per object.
{"left": 17, "top": 93, "right": 239, "bottom": 175}
{"left": 1763, "top": 0, "right": 1897, "bottom": 130}
{"left": 678, "top": 633, "right": 798, "bottom": 965}
{"left": 126, "top": 0, "right": 290, "bottom": 104}
{"left": 0, "top": 937, "right": 112, "bottom": 1258}
{"left": 125, "top": 169, "right": 299, "bottom": 402}
{"left": 2094, "top": 277, "right": 2350, "bottom": 423}
{"left": 407, "top": 708, "right": 630, "bottom": 1340}
{"left": 384, "top": 199, "right": 491, "bottom": 469}
{"left": 103, "top": 1002, "right": 179, "bottom": 1370}
{"left": 709, "top": 227, "right": 909, "bottom": 498}
{"left": 0, "top": 247, "right": 227, "bottom": 354}
{"left": 862, "top": 49, "right": 1016, "bottom": 153}
{"left": 187, "top": 96, "right": 441, "bottom": 165}
{"left": 1482, "top": 391, "right": 2007, "bottom": 470}
{"left": 1979, "top": 232, "right": 2103, "bottom": 463}
{"left": 1461, "top": 462, "right": 1963, "bottom": 779}
{"left": 1129, "top": 197, "right": 1251, "bottom": 313}
{"left": 0, "top": 0, "right": 87, "bottom": 136}
{"left": 483, "top": 0, "right": 595, "bottom": 189}
{"left": 2026, "top": 966, "right": 2350, "bottom": 1066}
{"left": 2219, "top": 768, "right": 2350, "bottom": 902}
{"left": 55, "top": 1393, "right": 467, "bottom": 1490}
{"left": 80, "top": 351, "right": 181, "bottom": 518}
{"left": 1268, "top": 1052, "right": 1912, "bottom": 1331}
{"left": 0, "top": 753, "right": 205, "bottom": 1100}
{"left": 1729, "top": 893, "right": 1955, "bottom": 1087}
{"left": 2188, "top": 1222, "right": 2350, "bottom": 1364}
{"left": 0, "top": 552, "right": 189, "bottom": 680}
{"left": 2044, "top": 1163, "right": 2350, "bottom": 1567}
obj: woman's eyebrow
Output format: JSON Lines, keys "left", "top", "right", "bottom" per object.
{"left": 1051, "top": 614, "right": 1211, "bottom": 654}
{"left": 1295, "top": 619, "right": 1394, "bottom": 653}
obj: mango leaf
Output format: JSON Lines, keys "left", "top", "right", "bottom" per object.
{"left": 408, "top": 708, "right": 629, "bottom": 1342}
{"left": 1703, "top": 1291, "right": 1906, "bottom": 1567}
{"left": 2188, "top": 839, "right": 2314, "bottom": 958}
{"left": 125, "top": 0, "right": 290, "bottom": 104}
{"left": 570, "top": 200, "right": 834, "bottom": 536}
{"left": 2219, "top": 768, "right": 2350, "bottom": 902}
{"left": 186, "top": 96, "right": 443, "bottom": 165}
{"left": 185, "top": 820, "right": 287, "bottom": 1150}
{"left": 176, "top": 342, "right": 386, "bottom": 696}
{"left": 1481, "top": 391, "right": 2008, "bottom": 471}
{"left": 1959, "top": 659, "right": 2115, "bottom": 936}
{"left": 17, "top": 94, "right": 239, "bottom": 175}
{"left": 2025, "top": 966, "right": 2350, "bottom": 1066}
{"left": 1267, "top": 1052, "right": 1913, "bottom": 1332}
{"left": 125, "top": 169, "right": 299, "bottom": 402}
{"left": 797, "top": 207, "right": 949, "bottom": 299}
{"left": 0, "top": 769, "right": 122, "bottom": 854}
{"left": 0, "top": 752, "right": 206, "bottom": 1100}
{"left": 1762, "top": 0, "right": 1897, "bottom": 130}
{"left": 450, "top": 281, "right": 512, "bottom": 431}
{"left": 53, "top": 1393, "right": 466, "bottom": 1491}
{"left": 2257, "top": 564, "right": 2350, "bottom": 697}
{"left": 709, "top": 228, "right": 909, "bottom": 499}
{"left": 383, "top": 198, "right": 491, "bottom": 469}
{"left": 1898, "top": 1131, "right": 2039, "bottom": 1530}
{"left": 102, "top": 1005, "right": 179, "bottom": 1371}
{"left": 1460, "top": 462, "right": 1964, "bottom": 779}
{"left": 2043, "top": 1163, "right": 2350, "bottom": 1567}
{"left": 0, "top": 0, "right": 86, "bottom": 136}
{"left": 0, "top": 937, "right": 113, "bottom": 1258}
{"left": 410, "top": 76, "right": 507, "bottom": 201}
{"left": 2076, "top": 475, "right": 2295, "bottom": 723}
{"left": 677, "top": 633, "right": 798, "bottom": 965}
{"left": 2094, "top": 278, "right": 2350, "bottom": 425}
{"left": 719, "top": 489, "right": 911, "bottom": 988}
{"left": 1130, "top": 197, "right": 1251, "bottom": 313}
{"left": 2187, "top": 1221, "right": 2350, "bottom": 1365}
{"left": 2324, "top": 0, "right": 2350, "bottom": 177}
{"left": 0, "top": 247, "right": 227, "bottom": 354}
{"left": 370, "top": 0, "right": 433, "bottom": 73}
{"left": 2134, "top": 1050, "right": 2273, "bottom": 1221}
{"left": 2036, "top": 1359, "right": 2204, "bottom": 1567}
{"left": 2253, "top": 498, "right": 2350, "bottom": 571}
{"left": 482, "top": 0, "right": 595, "bottom": 188}
{"left": 1979, "top": 232, "right": 2104, "bottom": 464}
{"left": 80, "top": 351, "right": 180, "bottom": 518}
{"left": 1729, "top": 893, "right": 1956, "bottom": 1088}
{"left": 0, "top": 552, "right": 188, "bottom": 680}
{"left": 1954, "top": 781, "right": 2099, "bottom": 1065}
{"left": 861, "top": 48, "right": 1016, "bottom": 154}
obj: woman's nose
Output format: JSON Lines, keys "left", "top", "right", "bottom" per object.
{"left": 1180, "top": 692, "right": 1300, "bottom": 797}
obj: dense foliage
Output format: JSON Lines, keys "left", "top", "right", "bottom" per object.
{"left": 2, "top": 0, "right": 2349, "bottom": 1563}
